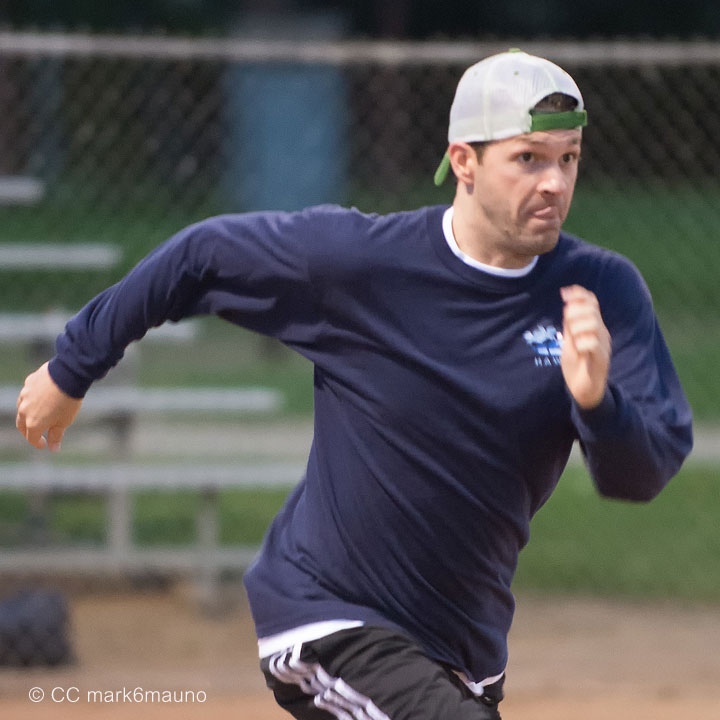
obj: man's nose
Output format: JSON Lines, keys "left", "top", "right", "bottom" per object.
{"left": 538, "top": 165, "right": 568, "bottom": 194}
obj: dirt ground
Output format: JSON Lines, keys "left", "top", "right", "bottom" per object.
{"left": 1, "top": 585, "right": 719, "bottom": 719}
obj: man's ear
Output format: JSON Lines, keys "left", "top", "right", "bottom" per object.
{"left": 448, "top": 142, "right": 477, "bottom": 187}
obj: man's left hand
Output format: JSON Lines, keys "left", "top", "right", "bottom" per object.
{"left": 560, "top": 285, "right": 611, "bottom": 409}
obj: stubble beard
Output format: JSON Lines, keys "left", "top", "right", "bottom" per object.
{"left": 520, "top": 227, "right": 561, "bottom": 256}
{"left": 498, "top": 220, "right": 561, "bottom": 264}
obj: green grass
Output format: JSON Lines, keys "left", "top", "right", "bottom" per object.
{"left": 0, "top": 485, "right": 293, "bottom": 548}
{"left": 513, "top": 463, "right": 720, "bottom": 602}
{"left": 132, "top": 487, "right": 291, "bottom": 545}
{"left": 1, "top": 463, "right": 717, "bottom": 602}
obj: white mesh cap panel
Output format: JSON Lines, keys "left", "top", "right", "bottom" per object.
{"left": 447, "top": 50, "right": 585, "bottom": 143}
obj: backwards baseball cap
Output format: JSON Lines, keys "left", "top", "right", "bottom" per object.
{"left": 434, "top": 49, "right": 587, "bottom": 186}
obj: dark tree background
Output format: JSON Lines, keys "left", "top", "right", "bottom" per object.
{"left": 1, "top": 0, "right": 718, "bottom": 38}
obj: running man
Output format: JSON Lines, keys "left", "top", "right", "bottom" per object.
{"left": 16, "top": 50, "right": 692, "bottom": 719}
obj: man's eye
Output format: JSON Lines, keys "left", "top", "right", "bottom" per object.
{"left": 518, "top": 152, "right": 533, "bottom": 163}
{"left": 562, "top": 153, "right": 579, "bottom": 163}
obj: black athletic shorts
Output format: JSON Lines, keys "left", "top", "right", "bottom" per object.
{"left": 260, "top": 625, "right": 504, "bottom": 720}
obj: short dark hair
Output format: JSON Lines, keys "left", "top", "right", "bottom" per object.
{"left": 469, "top": 92, "right": 579, "bottom": 163}
{"left": 532, "top": 92, "right": 579, "bottom": 114}
{"left": 469, "top": 141, "right": 491, "bottom": 161}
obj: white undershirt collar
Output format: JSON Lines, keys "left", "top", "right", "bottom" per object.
{"left": 442, "top": 207, "right": 538, "bottom": 277}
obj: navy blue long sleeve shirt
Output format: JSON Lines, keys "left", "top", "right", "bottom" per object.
{"left": 48, "top": 204, "right": 693, "bottom": 683}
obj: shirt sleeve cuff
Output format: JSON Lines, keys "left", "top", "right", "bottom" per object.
{"left": 570, "top": 386, "right": 620, "bottom": 438}
{"left": 48, "top": 356, "right": 93, "bottom": 399}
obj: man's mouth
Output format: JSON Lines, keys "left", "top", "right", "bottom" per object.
{"left": 531, "top": 206, "right": 561, "bottom": 222}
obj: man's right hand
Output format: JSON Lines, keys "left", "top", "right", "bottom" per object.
{"left": 16, "top": 362, "right": 82, "bottom": 451}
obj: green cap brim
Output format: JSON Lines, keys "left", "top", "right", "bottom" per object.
{"left": 434, "top": 152, "right": 451, "bottom": 186}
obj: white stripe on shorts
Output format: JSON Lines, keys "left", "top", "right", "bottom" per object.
{"left": 268, "top": 643, "right": 391, "bottom": 720}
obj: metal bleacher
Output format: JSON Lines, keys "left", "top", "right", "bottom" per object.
{"left": 1, "top": 229, "right": 297, "bottom": 607}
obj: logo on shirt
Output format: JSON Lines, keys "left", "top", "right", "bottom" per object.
{"left": 523, "top": 324, "right": 563, "bottom": 367}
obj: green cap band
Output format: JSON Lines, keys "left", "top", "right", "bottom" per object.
{"left": 433, "top": 110, "right": 587, "bottom": 186}
{"left": 529, "top": 109, "right": 588, "bottom": 132}
{"left": 433, "top": 152, "right": 451, "bottom": 187}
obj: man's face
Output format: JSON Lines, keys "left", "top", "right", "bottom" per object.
{"left": 468, "top": 129, "right": 582, "bottom": 264}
